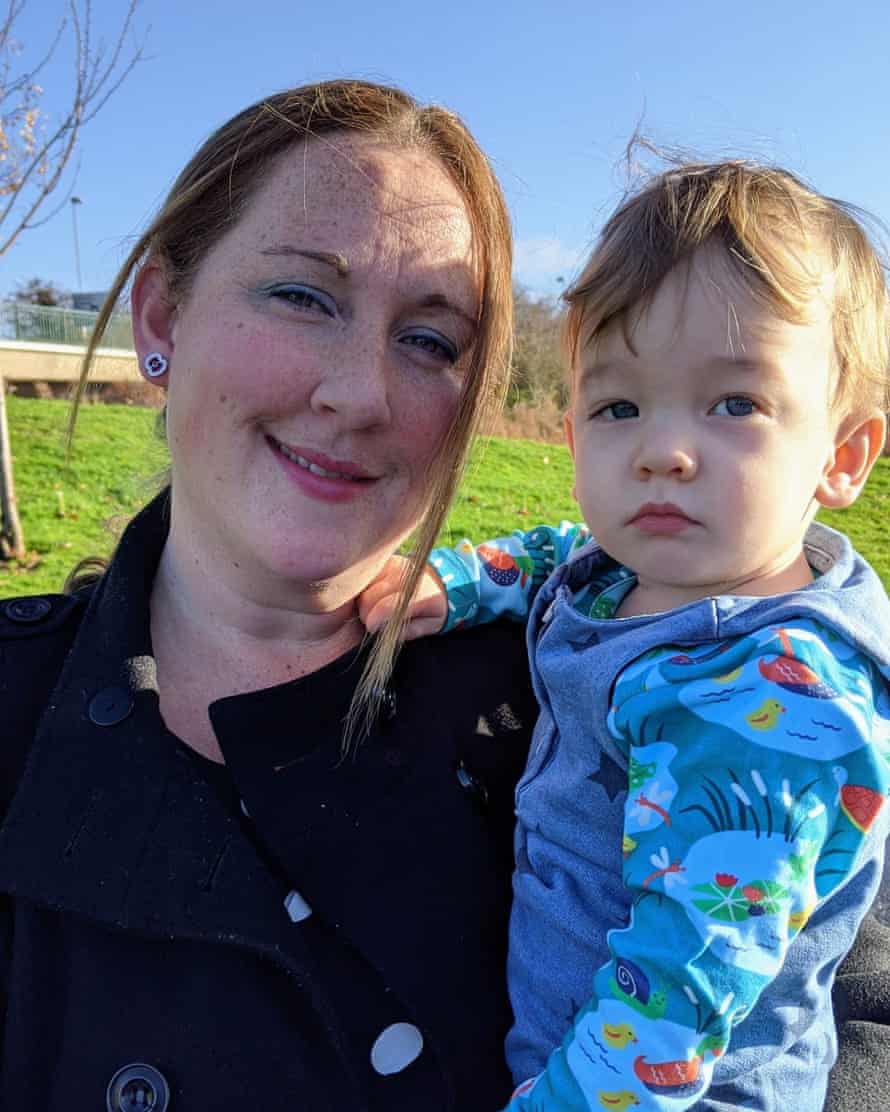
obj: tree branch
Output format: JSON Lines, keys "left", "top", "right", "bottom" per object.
{"left": 0, "top": 0, "right": 145, "bottom": 257}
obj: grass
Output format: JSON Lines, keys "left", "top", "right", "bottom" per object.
{"left": 1, "top": 395, "right": 888, "bottom": 598}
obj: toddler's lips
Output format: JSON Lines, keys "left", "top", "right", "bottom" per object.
{"left": 628, "top": 502, "right": 698, "bottom": 534}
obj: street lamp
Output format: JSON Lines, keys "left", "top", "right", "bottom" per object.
{"left": 70, "top": 196, "right": 83, "bottom": 291}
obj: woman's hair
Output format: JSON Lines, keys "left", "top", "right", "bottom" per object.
{"left": 73, "top": 79, "right": 513, "bottom": 740}
{"left": 564, "top": 159, "right": 890, "bottom": 418}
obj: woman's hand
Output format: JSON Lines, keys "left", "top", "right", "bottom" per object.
{"left": 359, "top": 556, "right": 448, "bottom": 640}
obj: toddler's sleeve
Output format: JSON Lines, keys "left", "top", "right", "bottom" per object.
{"left": 430, "top": 522, "right": 590, "bottom": 632}
{"left": 505, "top": 621, "right": 890, "bottom": 1111}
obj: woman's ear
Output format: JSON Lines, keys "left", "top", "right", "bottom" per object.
{"left": 816, "top": 411, "right": 887, "bottom": 510}
{"left": 131, "top": 261, "right": 176, "bottom": 384}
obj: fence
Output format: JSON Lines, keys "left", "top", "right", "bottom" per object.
{"left": 0, "top": 300, "right": 134, "bottom": 351}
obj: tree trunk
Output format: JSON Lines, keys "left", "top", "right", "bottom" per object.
{"left": 0, "top": 376, "right": 25, "bottom": 560}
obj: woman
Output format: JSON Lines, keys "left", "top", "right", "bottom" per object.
{"left": 0, "top": 80, "right": 537, "bottom": 1111}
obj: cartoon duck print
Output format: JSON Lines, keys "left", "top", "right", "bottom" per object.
{"left": 758, "top": 629, "right": 839, "bottom": 699}
{"left": 477, "top": 544, "right": 532, "bottom": 588}
{"left": 602, "top": 1023, "right": 638, "bottom": 1049}
{"left": 745, "top": 698, "right": 786, "bottom": 731}
{"left": 597, "top": 1091, "right": 640, "bottom": 1110}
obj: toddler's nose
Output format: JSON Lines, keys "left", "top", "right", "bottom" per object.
{"left": 633, "top": 436, "right": 697, "bottom": 480}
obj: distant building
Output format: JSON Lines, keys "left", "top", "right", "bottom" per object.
{"left": 72, "top": 291, "right": 108, "bottom": 312}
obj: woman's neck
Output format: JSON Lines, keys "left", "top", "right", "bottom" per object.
{"left": 148, "top": 523, "right": 367, "bottom": 761}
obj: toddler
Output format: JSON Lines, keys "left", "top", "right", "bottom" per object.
{"left": 361, "top": 161, "right": 890, "bottom": 1110}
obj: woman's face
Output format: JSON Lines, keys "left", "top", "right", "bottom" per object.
{"left": 140, "top": 135, "right": 478, "bottom": 601}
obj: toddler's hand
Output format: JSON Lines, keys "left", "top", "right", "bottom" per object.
{"left": 359, "top": 555, "right": 448, "bottom": 641}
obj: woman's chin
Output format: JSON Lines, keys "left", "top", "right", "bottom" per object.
{"left": 251, "top": 535, "right": 388, "bottom": 598}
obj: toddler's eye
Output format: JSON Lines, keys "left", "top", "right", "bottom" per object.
{"left": 592, "top": 401, "right": 638, "bottom": 420}
{"left": 711, "top": 395, "right": 758, "bottom": 417}
{"left": 398, "top": 328, "right": 459, "bottom": 364}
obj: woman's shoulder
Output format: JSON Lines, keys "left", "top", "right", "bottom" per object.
{"left": 0, "top": 588, "right": 92, "bottom": 817}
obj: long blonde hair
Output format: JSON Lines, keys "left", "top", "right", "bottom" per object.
{"left": 74, "top": 79, "right": 513, "bottom": 739}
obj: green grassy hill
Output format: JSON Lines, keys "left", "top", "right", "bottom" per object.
{"left": 1, "top": 396, "right": 887, "bottom": 598}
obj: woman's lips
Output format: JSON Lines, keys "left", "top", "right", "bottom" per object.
{"left": 628, "top": 502, "right": 698, "bottom": 535}
{"left": 267, "top": 436, "right": 377, "bottom": 503}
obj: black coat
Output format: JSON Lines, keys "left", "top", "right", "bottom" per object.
{"left": 0, "top": 498, "right": 538, "bottom": 1111}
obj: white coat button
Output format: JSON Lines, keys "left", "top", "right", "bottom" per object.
{"left": 283, "top": 889, "right": 312, "bottom": 922}
{"left": 370, "top": 1022, "right": 424, "bottom": 1075}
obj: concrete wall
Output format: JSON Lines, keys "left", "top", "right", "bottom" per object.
{"left": 0, "top": 341, "right": 139, "bottom": 384}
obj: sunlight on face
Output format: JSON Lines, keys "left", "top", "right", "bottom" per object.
{"left": 566, "top": 244, "right": 845, "bottom": 612}
{"left": 158, "top": 134, "right": 479, "bottom": 604}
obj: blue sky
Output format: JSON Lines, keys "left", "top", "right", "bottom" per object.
{"left": 2, "top": 0, "right": 890, "bottom": 301}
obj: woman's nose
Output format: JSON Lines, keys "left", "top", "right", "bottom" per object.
{"left": 309, "top": 338, "right": 393, "bottom": 429}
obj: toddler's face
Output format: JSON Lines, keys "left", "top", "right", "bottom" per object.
{"left": 566, "top": 244, "right": 848, "bottom": 612}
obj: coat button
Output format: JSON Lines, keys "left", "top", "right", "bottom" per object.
{"left": 283, "top": 888, "right": 313, "bottom": 922}
{"left": 106, "top": 1062, "right": 170, "bottom": 1111}
{"left": 3, "top": 597, "right": 51, "bottom": 623}
{"left": 89, "top": 685, "right": 134, "bottom": 727}
{"left": 456, "top": 760, "right": 489, "bottom": 806}
{"left": 370, "top": 1022, "right": 424, "bottom": 1075}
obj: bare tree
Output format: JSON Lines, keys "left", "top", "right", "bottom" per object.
{"left": 511, "top": 286, "right": 566, "bottom": 407}
{"left": 0, "top": 0, "right": 144, "bottom": 257}
{"left": 0, "top": 0, "right": 144, "bottom": 561}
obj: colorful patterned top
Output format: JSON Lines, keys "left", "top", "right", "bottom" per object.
{"left": 430, "top": 523, "right": 890, "bottom": 1111}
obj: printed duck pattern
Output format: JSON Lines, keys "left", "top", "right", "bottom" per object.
{"left": 506, "top": 620, "right": 890, "bottom": 1111}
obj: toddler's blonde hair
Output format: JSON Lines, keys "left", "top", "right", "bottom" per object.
{"left": 564, "top": 159, "right": 890, "bottom": 419}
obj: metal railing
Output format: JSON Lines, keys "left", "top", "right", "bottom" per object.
{"left": 0, "top": 300, "right": 134, "bottom": 351}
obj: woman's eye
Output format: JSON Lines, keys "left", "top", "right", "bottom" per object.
{"left": 711, "top": 395, "right": 757, "bottom": 417}
{"left": 399, "top": 329, "right": 459, "bottom": 364}
{"left": 592, "top": 401, "right": 638, "bottom": 420}
{"left": 270, "top": 284, "right": 335, "bottom": 315}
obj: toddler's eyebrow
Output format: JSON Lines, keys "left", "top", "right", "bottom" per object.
{"left": 578, "top": 354, "right": 773, "bottom": 389}
{"left": 576, "top": 361, "right": 621, "bottom": 392}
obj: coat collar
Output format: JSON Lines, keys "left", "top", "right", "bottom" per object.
{"left": 0, "top": 492, "right": 300, "bottom": 949}
{"left": 0, "top": 493, "right": 466, "bottom": 994}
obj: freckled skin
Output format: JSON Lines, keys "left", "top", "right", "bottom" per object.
{"left": 139, "top": 135, "right": 478, "bottom": 612}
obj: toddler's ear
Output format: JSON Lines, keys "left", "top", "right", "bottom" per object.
{"left": 816, "top": 412, "right": 886, "bottom": 509}
{"left": 564, "top": 414, "right": 578, "bottom": 501}
{"left": 564, "top": 412, "right": 575, "bottom": 458}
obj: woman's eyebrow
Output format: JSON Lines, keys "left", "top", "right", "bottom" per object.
{"left": 260, "top": 245, "right": 349, "bottom": 276}
{"left": 416, "top": 292, "right": 478, "bottom": 329}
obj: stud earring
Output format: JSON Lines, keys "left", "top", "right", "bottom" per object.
{"left": 143, "top": 352, "right": 169, "bottom": 378}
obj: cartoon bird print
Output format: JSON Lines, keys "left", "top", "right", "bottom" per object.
{"left": 745, "top": 698, "right": 786, "bottom": 731}
{"left": 622, "top": 834, "right": 638, "bottom": 858}
{"left": 477, "top": 545, "right": 532, "bottom": 588}
{"left": 758, "top": 629, "right": 839, "bottom": 699}
{"left": 597, "top": 1092, "right": 640, "bottom": 1110}
{"left": 602, "top": 1023, "right": 638, "bottom": 1049}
